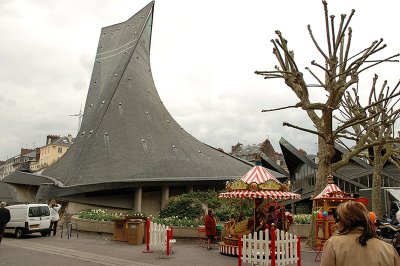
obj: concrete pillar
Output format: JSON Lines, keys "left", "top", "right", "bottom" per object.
{"left": 133, "top": 187, "right": 142, "bottom": 212}
{"left": 186, "top": 185, "right": 193, "bottom": 193}
{"left": 161, "top": 185, "right": 169, "bottom": 209}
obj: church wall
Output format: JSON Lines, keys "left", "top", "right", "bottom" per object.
{"left": 14, "top": 185, "right": 37, "bottom": 203}
{"left": 142, "top": 190, "right": 162, "bottom": 216}
{"left": 65, "top": 201, "right": 134, "bottom": 215}
{"left": 59, "top": 192, "right": 135, "bottom": 214}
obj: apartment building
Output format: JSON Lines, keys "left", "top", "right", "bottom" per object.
{"left": 32, "top": 134, "right": 73, "bottom": 171}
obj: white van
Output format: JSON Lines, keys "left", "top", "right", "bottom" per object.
{"left": 5, "top": 204, "right": 52, "bottom": 238}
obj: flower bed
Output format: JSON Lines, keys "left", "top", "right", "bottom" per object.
{"left": 78, "top": 209, "right": 146, "bottom": 222}
{"left": 289, "top": 214, "right": 312, "bottom": 237}
{"left": 72, "top": 209, "right": 147, "bottom": 235}
{"left": 71, "top": 215, "right": 114, "bottom": 234}
{"left": 73, "top": 209, "right": 312, "bottom": 238}
{"left": 293, "top": 214, "right": 312, "bottom": 224}
{"left": 152, "top": 216, "right": 203, "bottom": 227}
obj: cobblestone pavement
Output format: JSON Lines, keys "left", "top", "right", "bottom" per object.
{"left": 1, "top": 231, "right": 320, "bottom": 266}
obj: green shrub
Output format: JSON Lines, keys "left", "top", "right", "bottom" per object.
{"left": 159, "top": 197, "right": 203, "bottom": 220}
{"left": 214, "top": 198, "right": 253, "bottom": 221}
{"left": 182, "top": 190, "right": 221, "bottom": 210}
{"left": 157, "top": 190, "right": 255, "bottom": 223}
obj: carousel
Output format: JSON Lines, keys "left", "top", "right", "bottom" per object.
{"left": 312, "top": 175, "right": 354, "bottom": 248}
{"left": 218, "top": 165, "right": 301, "bottom": 255}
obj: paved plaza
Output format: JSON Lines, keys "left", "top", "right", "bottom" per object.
{"left": 0, "top": 231, "right": 321, "bottom": 266}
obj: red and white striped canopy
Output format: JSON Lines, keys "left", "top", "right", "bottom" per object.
{"left": 219, "top": 190, "right": 301, "bottom": 200}
{"left": 240, "top": 166, "right": 282, "bottom": 185}
{"left": 314, "top": 183, "right": 349, "bottom": 199}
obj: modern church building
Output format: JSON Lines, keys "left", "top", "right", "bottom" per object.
{"left": 21, "top": 2, "right": 253, "bottom": 215}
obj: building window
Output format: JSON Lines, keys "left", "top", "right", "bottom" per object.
{"left": 58, "top": 147, "right": 62, "bottom": 153}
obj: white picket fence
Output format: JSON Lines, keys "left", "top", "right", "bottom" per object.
{"left": 240, "top": 229, "right": 300, "bottom": 266}
{"left": 149, "top": 222, "right": 170, "bottom": 252}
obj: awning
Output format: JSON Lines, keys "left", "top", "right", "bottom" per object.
{"left": 219, "top": 190, "right": 301, "bottom": 200}
{"left": 387, "top": 189, "right": 400, "bottom": 202}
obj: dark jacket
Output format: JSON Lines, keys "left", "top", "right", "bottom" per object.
{"left": 0, "top": 207, "right": 11, "bottom": 225}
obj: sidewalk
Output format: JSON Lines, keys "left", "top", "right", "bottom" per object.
{"left": 2, "top": 232, "right": 321, "bottom": 266}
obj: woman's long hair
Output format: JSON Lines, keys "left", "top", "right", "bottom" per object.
{"left": 336, "top": 201, "right": 377, "bottom": 246}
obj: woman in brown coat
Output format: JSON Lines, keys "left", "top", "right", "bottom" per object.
{"left": 204, "top": 209, "right": 217, "bottom": 250}
{"left": 321, "top": 201, "right": 400, "bottom": 266}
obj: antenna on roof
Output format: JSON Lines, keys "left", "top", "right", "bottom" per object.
{"left": 69, "top": 104, "right": 83, "bottom": 134}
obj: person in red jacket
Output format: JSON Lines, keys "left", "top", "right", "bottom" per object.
{"left": 204, "top": 209, "right": 217, "bottom": 250}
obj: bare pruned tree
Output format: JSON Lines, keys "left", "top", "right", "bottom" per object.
{"left": 255, "top": 1, "right": 399, "bottom": 246}
{"left": 337, "top": 75, "right": 400, "bottom": 217}
{"left": 255, "top": 0, "right": 399, "bottom": 195}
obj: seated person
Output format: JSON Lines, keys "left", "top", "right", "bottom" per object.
{"left": 266, "top": 205, "right": 278, "bottom": 227}
{"left": 255, "top": 216, "right": 267, "bottom": 232}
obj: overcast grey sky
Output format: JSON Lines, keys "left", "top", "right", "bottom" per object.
{"left": 1, "top": 0, "right": 399, "bottom": 160}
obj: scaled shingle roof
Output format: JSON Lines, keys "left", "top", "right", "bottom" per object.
{"left": 41, "top": 2, "right": 252, "bottom": 190}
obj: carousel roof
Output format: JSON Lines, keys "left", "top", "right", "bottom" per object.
{"left": 240, "top": 165, "right": 281, "bottom": 184}
{"left": 219, "top": 190, "right": 301, "bottom": 200}
{"left": 218, "top": 165, "right": 301, "bottom": 200}
{"left": 313, "top": 179, "right": 352, "bottom": 199}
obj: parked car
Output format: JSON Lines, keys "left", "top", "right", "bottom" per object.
{"left": 4, "top": 204, "right": 52, "bottom": 238}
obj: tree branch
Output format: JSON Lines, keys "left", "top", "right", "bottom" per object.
{"left": 261, "top": 103, "right": 301, "bottom": 112}
{"left": 359, "top": 53, "right": 400, "bottom": 74}
{"left": 308, "top": 24, "right": 329, "bottom": 61}
{"left": 323, "top": 0, "right": 333, "bottom": 57}
{"left": 283, "top": 121, "right": 326, "bottom": 139}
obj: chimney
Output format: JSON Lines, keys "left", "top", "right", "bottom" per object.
{"left": 67, "top": 134, "right": 73, "bottom": 143}
{"left": 46, "top": 134, "right": 60, "bottom": 145}
{"left": 20, "top": 148, "right": 33, "bottom": 156}
{"left": 35, "top": 148, "right": 41, "bottom": 161}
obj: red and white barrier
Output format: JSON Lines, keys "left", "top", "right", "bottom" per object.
{"left": 143, "top": 219, "right": 174, "bottom": 256}
{"left": 238, "top": 228, "right": 301, "bottom": 266}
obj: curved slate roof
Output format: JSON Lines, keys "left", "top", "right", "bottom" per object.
{"left": 279, "top": 137, "right": 317, "bottom": 176}
{"left": 279, "top": 137, "right": 369, "bottom": 189}
{"left": 3, "top": 170, "right": 55, "bottom": 186}
{"left": 42, "top": 2, "right": 252, "bottom": 189}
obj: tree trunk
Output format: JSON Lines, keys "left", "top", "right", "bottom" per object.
{"left": 306, "top": 136, "right": 334, "bottom": 247}
{"left": 306, "top": 106, "right": 335, "bottom": 248}
{"left": 371, "top": 146, "right": 383, "bottom": 218}
{"left": 315, "top": 137, "right": 331, "bottom": 193}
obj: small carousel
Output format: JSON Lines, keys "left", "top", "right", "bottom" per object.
{"left": 218, "top": 165, "right": 301, "bottom": 255}
{"left": 312, "top": 175, "right": 354, "bottom": 248}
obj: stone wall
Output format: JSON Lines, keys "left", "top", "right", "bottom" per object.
{"left": 289, "top": 224, "right": 311, "bottom": 238}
